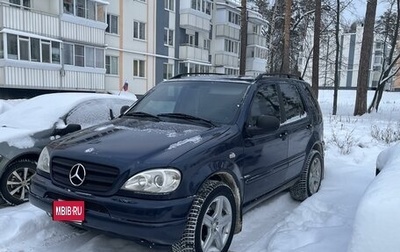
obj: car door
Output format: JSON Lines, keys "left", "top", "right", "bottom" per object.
{"left": 242, "top": 83, "right": 289, "bottom": 202}
{"left": 278, "top": 82, "right": 312, "bottom": 181}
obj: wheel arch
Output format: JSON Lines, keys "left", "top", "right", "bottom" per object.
{"left": 207, "top": 171, "right": 243, "bottom": 234}
{"left": 1, "top": 152, "right": 40, "bottom": 178}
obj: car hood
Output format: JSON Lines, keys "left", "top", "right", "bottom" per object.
{"left": 51, "top": 118, "right": 230, "bottom": 169}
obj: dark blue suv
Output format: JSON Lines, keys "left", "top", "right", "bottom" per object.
{"left": 30, "top": 73, "right": 324, "bottom": 252}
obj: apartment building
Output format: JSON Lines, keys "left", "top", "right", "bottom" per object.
{"left": 299, "top": 23, "right": 386, "bottom": 89}
{"left": 0, "top": 0, "right": 269, "bottom": 97}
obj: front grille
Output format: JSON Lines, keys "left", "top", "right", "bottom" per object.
{"left": 51, "top": 157, "right": 119, "bottom": 194}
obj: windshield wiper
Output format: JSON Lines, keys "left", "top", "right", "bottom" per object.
{"left": 157, "top": 113, "right": 216, "bottom": 127}
{"left": 123, "top": 111, "right": 160, "bottom": 121}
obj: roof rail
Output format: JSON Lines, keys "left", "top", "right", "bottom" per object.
{"left": 255, "top": 73, "right": 304, "bottom": 81}
{"left": 170, "top": 72, "right": 226, "bottom": 79}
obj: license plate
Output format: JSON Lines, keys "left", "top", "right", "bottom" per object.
{"left": 52, "top": 200, "right": 85, "bottom": 222}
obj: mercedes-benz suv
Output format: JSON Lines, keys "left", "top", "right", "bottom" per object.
{"left": 30, "top": 73, "right": 324, "bottom": 252}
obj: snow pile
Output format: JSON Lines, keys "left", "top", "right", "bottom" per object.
{"left": 348, "top": 143, "right": 400, "bottom": 252}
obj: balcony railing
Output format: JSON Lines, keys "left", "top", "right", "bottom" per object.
{"left": 0, "top": 2, "right": 59, "bottom": 38}
{"left": 179, "top": 45, "right": 209, "bottom": 62}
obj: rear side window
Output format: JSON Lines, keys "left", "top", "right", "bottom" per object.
{"left": 279, "top": 83, "right": 306, "bottom": 123}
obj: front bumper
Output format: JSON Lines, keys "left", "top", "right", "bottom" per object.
{"left": 29, "top": 173, "right": 194, "bottom": 246}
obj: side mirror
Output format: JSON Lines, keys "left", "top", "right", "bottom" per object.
{"left": 247, "top": 115, "right": 280, "bottom": 136}
{"left": 54, "top": 124, "right": 81, "bottom": 136}
{"left": 120, "top": 105, "right": 130, "bottom": 115}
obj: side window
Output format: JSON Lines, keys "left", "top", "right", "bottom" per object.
{"left": 249, "top": 84, "right": 280, "bottom": 127}
{"left": 65, "top": 99, "right": 110, "bottom": 128}
{"left": 279, "top": 83, "right": 306, "bottom": 123}
{"left": 301, "top": 83, "right": 322, "bottom": 123}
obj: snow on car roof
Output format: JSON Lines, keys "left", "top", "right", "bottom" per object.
{"left": 0, "top": 92, "right": 133, "bottom": 130}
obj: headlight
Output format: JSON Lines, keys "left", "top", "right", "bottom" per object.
{"left": 122, "top": 168, "right": 181, "bottom": 194}
{"left": 37, "top": 147, "right": 50, "bottom": 173}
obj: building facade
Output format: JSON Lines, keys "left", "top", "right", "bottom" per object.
{"left": 299, "top": 23, "right": 387, "bottom": 89}
{"left": 0, "top": 0, "right": 269, "bottom": 98}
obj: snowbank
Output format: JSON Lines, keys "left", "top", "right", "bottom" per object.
{"left": 349, "top": 143, "right": 400, "bottom": 252}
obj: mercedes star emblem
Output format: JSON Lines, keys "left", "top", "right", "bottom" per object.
{"left": 69, "top": 163, "right": 86, "bottom": 187}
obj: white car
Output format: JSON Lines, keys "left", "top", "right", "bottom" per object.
{"left": 0, "top": 92, "right": 135, "bottom": 205}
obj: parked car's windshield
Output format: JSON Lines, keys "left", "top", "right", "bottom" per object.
{"left": 127, "top": 81, "right": 249, "bottom": 124}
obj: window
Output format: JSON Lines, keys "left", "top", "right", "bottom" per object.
{"left": 163, "top": 63, "right": 174, "bottom": 80}
{"left": 41, "top": 40, "right": 51, "bottom": 63}
{"left": 19, "top": 36, "right": 29, "bottom": 61}
{"left": 85, "top": 47, "right": 94, "bottom": 67}
{"left": 164, "top": 0, "right": 174, "bottom": 11}
{"left": 87, "top": 0, "right": 96, "bottom": 20}
{"left": 7, "top": 34, "right": 18, "bottom": 60}
{"left": 191, "top": 0, "right": 211, "bottom": 15}
{"left": 64, "top": 43, "right": 74, "bottom": 65}
{"left": 30, "top": 38, "right": 40, "bottom": 62}
{"left": 106, "top": 14, "right": 118, "bottom": 34}
{"left": 63, "top": 0, "right": 105, "bottom": 21}
{"left": 249, "top": 84, "right": 281, "bottom": 127}
{"left": 133, "top": 21, "right": 146, "bottom": 40}
{"left": 106, "top": 56, "right": 118, "bottom": 75}
{"left": 279, "top": 83, "right": 306, "bottom": 122}
{"left": 228, "top": 11, "right": 240, "bottom": 25}
{"left": 204, "top": 39, "right": 210, "bottom": 50}
{"left": 0, "top": 34, "right": 3, "bottom": 59}
{"left": 133, "top": 59, "right": 145, "bottom": 77}
{"left": 164, "top": 28, "right": 174, "bottom": 46}
{"left": 95, "top": 48, "right": 104, "bottom": 68}
{"left": 76, "top": 0, "right": 86, "bottom": 18}
{"left": 186, "top": 34, "right": 194, "bottom": 46}
{"left": 75, "top": 45, "right": 84, "bottom": 66}
{"left": 9, "top": 0, "right": 30, "bottom": 8}
{"left": 63, "top": 0, "right": 73, "bottom": 14}
{"left": 52, "top": 41, "right": 60, "bottom": 64}
{"left": 224, "top": 39, "right": 239, "bottom": 54}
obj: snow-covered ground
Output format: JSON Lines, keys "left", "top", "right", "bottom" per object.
{"left": 0, "top": 89, "right": 399, "bottom": 252}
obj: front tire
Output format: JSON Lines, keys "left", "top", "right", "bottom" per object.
{"left": 173, "top": 181, "right": 236, "bottom": 252}
{"left": 0, "top": 159, "right": 36, "bottom": 205}
{"left": 290, "top": 150, "right": 323, "bottom": 201}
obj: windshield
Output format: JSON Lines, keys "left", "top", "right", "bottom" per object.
{"left": 127, "top": 81, "right": 249, "bottom": 124}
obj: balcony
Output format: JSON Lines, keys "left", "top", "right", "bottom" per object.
{"left": 215, "top": 24, "right": 240, "bottom": 40}
{"left": 214, "top": 53, "right": 239, "bottom": 68}
{"left": 0, "top": 2, "right": 59, "bottom": 38}
{"left": 180, "top": 9, "right": 211, "bottom": 32}
{"left": 179, "top": 45, "right": 209, "bottom": 63}
{"left": 247, "top": 34, "right": 267, "bottom": 47}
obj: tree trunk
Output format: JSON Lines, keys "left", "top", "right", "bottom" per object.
{"left": 312, "top": 0, "right": 321, "bottom": 98}
{"left": 282, "top": 0, "right": 292, "bottom": 73}
{"left": 332, "top": 0, "right": 341, "bottom": 115}
{"left": 354, "top": 0, "right": 377, "bottom": 116}
{"left": 239, "top": 0, "right": 248, "bottom": 76}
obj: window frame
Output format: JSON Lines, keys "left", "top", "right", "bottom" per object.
{"left": 133, "top": 59, "right": 145, "bottom": 77}
{"left": 164, "top": 28, "right": 174, "bottom": 46}
{"left": 106, "top": 55, "right": 118, "bottom": 75}
{"left": 133, "top": 21, "right": 146, "bottom": 40}
{"left": 164, "top": 0, "right": 174, "bottom": 11}
{"left": 106, "top": 14, "right": 119, "bottom": 34}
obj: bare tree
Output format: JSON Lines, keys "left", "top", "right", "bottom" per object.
{"left": 240, "top": 0, "right": 248, "bottom": 76}
{"left": 368, "top": 0, "right": 400, "bottom": 112}
{"left": 282, "top": 0, "right": 292, "bottom": 73}
{"left": 312, "top": 0, "right": 321, "bottom": 98}
{"left": 354, "top": 0, "right": 377, "bottom": 116}
{"left": 332, "top": 0, "right": 341, "bottom": 115}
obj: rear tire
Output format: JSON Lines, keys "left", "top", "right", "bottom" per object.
{"left": 172, "top": 181, "right": 236, "bottom": 252}
{"left": 290, "top": 150, "right": 323, "bottom": 201}
{"left": 0, "top": 159, "right": 36, "bottom": 205}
